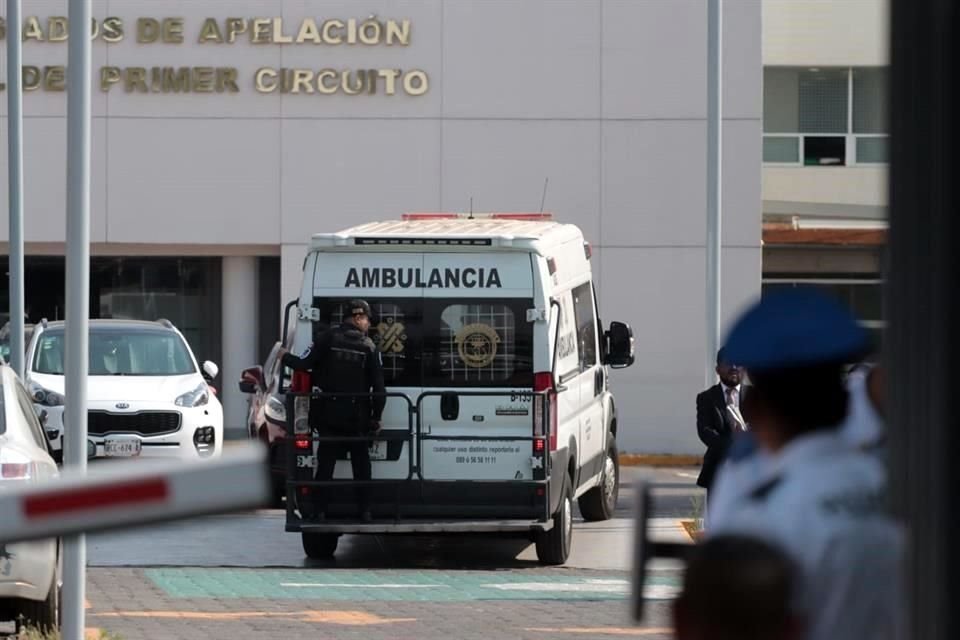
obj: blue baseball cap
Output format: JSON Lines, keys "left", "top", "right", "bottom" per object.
{"left": 723, "top": 287, "right": 870, "bottom": 372}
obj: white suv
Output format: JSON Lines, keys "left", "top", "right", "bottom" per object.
{"left": 24, "top": 319, "right": 223, "bottom": 461}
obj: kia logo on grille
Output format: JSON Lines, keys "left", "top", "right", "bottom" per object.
{"left": 115, "top": 403, "right": 130, "bottom": 410}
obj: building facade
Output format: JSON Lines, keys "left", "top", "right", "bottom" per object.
{"left": 761, "top": 0, "right": 888, "bottom": 350}
{"left": 0, "top": 1, "right": 762, "bottom": 454}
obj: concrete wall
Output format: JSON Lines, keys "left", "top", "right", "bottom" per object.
{"left": 764, "top": 166, "right": 888, "bottom": 209}
{"left": 0, "top": 0, "right": 761, "bottom": 454}
{"left": 763, "top": 0, "right": 889, "bottom": 66}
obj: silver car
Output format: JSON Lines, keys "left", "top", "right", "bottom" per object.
{"left": 0, "top": 364, "right": 60, "bottom": 631}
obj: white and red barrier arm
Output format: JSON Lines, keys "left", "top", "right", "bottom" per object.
{"left": 0, "top": 442, "right": 270, "bottom": 544}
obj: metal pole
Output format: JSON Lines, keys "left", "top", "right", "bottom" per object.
{"left": 6, "top": 0, "right": 24, "bottom": 377}
{"left": 62, "top": 1, "right": 92, "bottom": 638}
{"left": 705, "top": 0, "right": 723, "bottom": 385}
{"left": 888, "top": 1, "right": 958, "bottom": 636}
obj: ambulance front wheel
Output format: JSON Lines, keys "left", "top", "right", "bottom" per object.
{"left": 535, "top": 484, "right": 573, "bottom": 565}
{"left": 302, "top": 532, "right": 340, "bottom": 559}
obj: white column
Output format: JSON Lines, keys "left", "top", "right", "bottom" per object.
{"left": 221, "top": 256, "right": 258, "bottom": 439}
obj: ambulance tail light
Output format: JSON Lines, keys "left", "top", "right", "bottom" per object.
{"left": 533, "top": 372, "right": 558, "bottom": 452}
{"left": 291, "top": 371, "right": 311, "bottom": 393}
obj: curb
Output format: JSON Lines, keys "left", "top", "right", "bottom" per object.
{"left": 619, "top": 454, "right": 702, "bottom": 467}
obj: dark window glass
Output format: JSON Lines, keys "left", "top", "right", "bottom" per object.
{"left": 803, "top": 136, "right": 846, "bottom": 166}
{"left": 314, "top": 298, "right": 422, "bottom": 387}
{"left": 426, "top": 300, "right": 533, "bottom": 387}
{"left": 761, "top": 281, "right": 882, "bottom": 323}
{"left": 572, "top": 283, "right": 598, "bottom": 370}
{"left": 92, "top": 257, "right": 222, "bottom": 366}
{"left": 33, "top": 328, "right": 196, "bottom": 376}
{"left": 313, "top": 297, "right": 534, "bottom": 388}
{"left": 853, "top": 68, "right": 888, "bottom": 134}
{"left": 798, "top": 69, "right": 849, "bottom": 133}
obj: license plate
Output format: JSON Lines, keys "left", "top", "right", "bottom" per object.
{"left": 104, "top": 438, "right": 141, "bottom": 457}
{"left": 368, "top": 440, "right": 387, "bottom": 461}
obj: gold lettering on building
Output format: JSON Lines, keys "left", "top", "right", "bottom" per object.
{"left": 225, "top": 18, "right": 247, "bottom": 44}
{"left": 321, "top": 19, "right": 344, "bottom": 45}
{"left": 45, "top": 66, "right": 66, "bottom": 91}
{"left": 48, "top": 17, "right": 68, "bottom": 42}
{"left": 0, "top": 16, "right": 429, "bottom": 98}
{"left": 102, "top": 17, "right": 124, "bottom": 42}
{"left": 23, "top": 17, "right": 44, "bottom": 41}
{"left": 255, "top": 68, "right": 278, "bottom": 93}
{"left": 99, "top": 66, "right": 241, "bottom": 94}
{"left": 317, "top": 70, "right": 338, "bottom": 95}
{"left": 272, "top": 18, "right": 293, "bottom": 44}
{"left": 296, "top": 18, "right": 322, "bottom": 45}
{"left": 385, "top": 20, "right": 410, "bottom": 46}
{"left": 138, "top": 17, "right": 160, "bottom": 43}
{"left": 198, "top": 18, "right": 224, "bottom": 43}
{"left": 251, "top": 18, "right": 271, "bottom": 44}
{"left": 163, "top": 18, "right": 185, "bottom": 43}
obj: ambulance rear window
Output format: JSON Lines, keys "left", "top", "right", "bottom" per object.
{"left": 316, "top": 299, "right": 421, "bottom": 387}
{"left": 314, "top": 297, "right": 533, "bottom": 388}
{"left": 425, "top": 301, "right": 533, "bottom": 386}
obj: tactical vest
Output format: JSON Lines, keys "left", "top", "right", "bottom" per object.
{"left": 314, "top": 324, "right": 373, "bottom": 431}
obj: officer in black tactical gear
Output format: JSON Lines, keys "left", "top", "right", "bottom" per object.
{"left": 279, "top": 299, "right": 386, "bottom": 521}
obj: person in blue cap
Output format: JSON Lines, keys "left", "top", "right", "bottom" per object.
{"left": 705, "top": 287, "right": 904, "bottom": 640}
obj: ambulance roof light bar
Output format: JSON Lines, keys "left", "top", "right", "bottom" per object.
{"left": 402, "top": 212, "right": 554, "bottom": 222}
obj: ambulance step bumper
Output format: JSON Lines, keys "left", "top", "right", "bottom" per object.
{"left": 291, "top": 519, "right": 554, "bottom": 534}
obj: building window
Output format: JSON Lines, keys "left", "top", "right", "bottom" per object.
{"left": 761, "top": 278, "right": 884, "bottom": 354}
{"left": 763, "top": 67, "right": 888, "bottom": 166}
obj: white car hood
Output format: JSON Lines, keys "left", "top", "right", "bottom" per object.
{"left": 29, "top": 372, "right": 204, "bottom": 403}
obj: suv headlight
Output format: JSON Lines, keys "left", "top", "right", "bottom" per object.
{"left": 175, "top": 383, "right": 209, "bottom": 408}
{"left": 265, "top": 395, "right": 286, "bottom": 425}
{"left": 29, "top": 382, "right": 65, "bottom": 407}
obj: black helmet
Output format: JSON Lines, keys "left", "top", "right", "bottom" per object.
{"left": 349, "top": 299, "right": 372, "bottom": 319}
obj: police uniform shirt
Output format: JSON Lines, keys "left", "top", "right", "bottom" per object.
{"left": 708, "top": 371, "right": 885, "bottom": 529}
{"left": 839, "top": 367, "right": 884, "bottom": 452}
{"left": 707, "top": 430, "right": 905, "bottom": 640}
{"left": 705, "top": 434, "right": 772, "bottom": 530}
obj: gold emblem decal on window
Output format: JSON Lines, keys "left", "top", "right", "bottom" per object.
{"left": 377, "top": 317, "right": 407, "bottom": 354}
{"left": 456, "top": 323, "right": 501, "bottom": 368}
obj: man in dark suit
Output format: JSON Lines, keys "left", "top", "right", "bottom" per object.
{"left": 696, "top": 348, "right": 749, "bottom": 498}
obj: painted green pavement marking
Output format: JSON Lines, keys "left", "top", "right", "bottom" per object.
{"left": 145, "top": 568, "right": 681, "bottom": 602}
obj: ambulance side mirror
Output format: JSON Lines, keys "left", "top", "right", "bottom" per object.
{"left": 604, "top": 321, "right": 635, "bottom": 368}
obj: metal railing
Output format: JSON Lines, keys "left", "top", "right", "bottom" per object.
{"left": 283, "top": 389, "right": 553, "bottom": 524}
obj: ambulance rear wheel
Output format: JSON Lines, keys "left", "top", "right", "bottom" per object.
{"left": 302, "top": 532, "right": 339, "bottom": 559}
{"left": 535, "top": 484, "right": 573, "bottom": 565}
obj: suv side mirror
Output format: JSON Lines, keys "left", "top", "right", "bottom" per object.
{"left": 202, "top": 361, "right": 220, "bottom": 382}
{"left": 239, "top": 366, "right": 265, "bottom": 394}
{"left": 603, "top": 321, "right": 635, "bottom": 369}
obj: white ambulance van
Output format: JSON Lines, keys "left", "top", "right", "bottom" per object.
{"left": 281, "top": 213, "right": 635, "bottom": 565}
